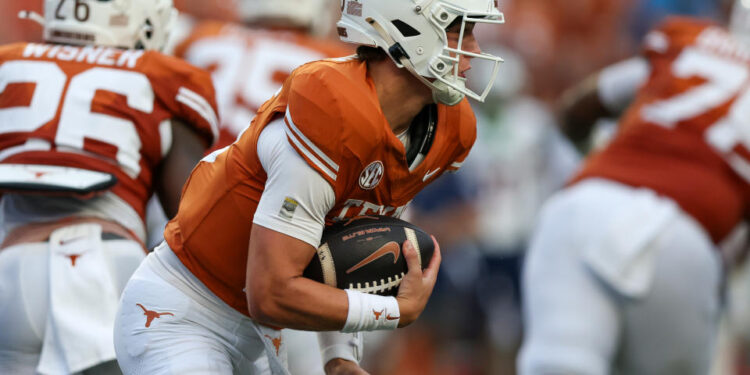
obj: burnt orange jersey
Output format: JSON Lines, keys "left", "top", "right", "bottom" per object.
{"left": 0, "top": 43, "right": 218, "bottom": 220}
{"left": 575, "top": 17, "right": 750, "bottom": 243}
{"left": 165, "top": 57, "right": 476, "bottom": 315}
{"left": 173, "top": 21, "right": 353, "bottom": 150}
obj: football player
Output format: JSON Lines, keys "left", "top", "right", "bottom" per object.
{"left": 519, "top": 2, "right": 750, "bottom": 374}
{"left": 0, "top": 0, "right": 218, "bottom": 374}
{"left": 155, "top": 4, "right": 354, "bottom": 373}
{"left": 113, "top": 0, "right": 505, "bottom": 374}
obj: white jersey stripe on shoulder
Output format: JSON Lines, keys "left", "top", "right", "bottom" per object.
{"left": 284, "top": 108, "right": 339, "bottom": 172}
{"left": 284, "top": 121, "right": 337, "bottom": 181}
{"left": 176, "top": 87, "right": 219, "bottom": 143}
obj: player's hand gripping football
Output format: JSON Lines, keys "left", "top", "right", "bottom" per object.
{"left": 325, "top": 358, "right": 370, "bottom": 375}
{"left": 395, "top": 236, "right": 441, "bottom": 327}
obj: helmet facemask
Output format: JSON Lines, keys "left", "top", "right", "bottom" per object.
{"left": 426, "top": 5, "right": 505, "bottom": 105}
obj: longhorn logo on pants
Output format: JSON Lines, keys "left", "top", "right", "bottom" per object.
{"left": 136, "top": 304, "right": 174, "bottom": 327}
{"left": 264, "top": 334, "right": 283, "bottom": 356}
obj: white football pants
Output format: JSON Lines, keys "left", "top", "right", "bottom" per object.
{"left": 114, "top": 242, "right": 291, "bottom": 375}
{"left": 0, "top": 224, "right": 145, "bottom": 375}
{"left": 519, "top": 179, "right": 722, "bottom": 375}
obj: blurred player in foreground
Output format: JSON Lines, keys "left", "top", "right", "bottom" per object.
{"left": 0, "top": 0, "right": 218, "bottom": 374}
{"left": 113, "top": 0, "right": 505, "bottom": 374}
{"left": 520, "top": 1, "right": 750, "bottom": 374}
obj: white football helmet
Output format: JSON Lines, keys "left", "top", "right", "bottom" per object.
{"left": 37, "top": 0, "right": 177, "bottom": 51}
{"left": 238, "top": 0, "right": 337, "bottom": 37}
{"left": 731, "top": 0, "right": 750, "bottom": 46}
{"left": 338, "top": 0, "right": 504, "bottom": 105}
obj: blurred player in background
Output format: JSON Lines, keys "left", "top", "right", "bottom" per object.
{"left": 172, "top": 0, "right": 351, "bottom": 150}
{"left": 113, "top": 0, "right": 506, "bottom": 374}
{"left": 519, "top": 1, "right": 750, "bottom": 374}
{"left": 0, "top": 0, "right": 218, "bottom": 373}
{"left": 461, "top": 46, "right": 580, "bottom": 374}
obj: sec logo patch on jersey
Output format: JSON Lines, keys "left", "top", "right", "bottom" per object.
{"left": 359, "top": 161, "right": 383, "bottom": 190}
{"left": 303, "top": 215, "right": 434, "bottom": 295}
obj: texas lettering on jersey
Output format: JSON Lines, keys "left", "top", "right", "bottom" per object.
{"left": 174, "top": 21, "right": 352, "bottom": 150}
{"left": 575, "top": 17, "right": 750, "bottom": 243}
{"left": 165, "top": 58, "right": 476, "bottom": 315}
{"left": 0, "top": 42, "right": 219, "bottom": 222}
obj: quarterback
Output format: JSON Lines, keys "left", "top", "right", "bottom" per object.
{"left": 0, "top": 0, "right": 218, "bottom": 374}
{"left": 169, "top": 1, "right": 354, "bottom": 373}
{"left": 114, "top": 0, "right": 505, "bottom": 374}
{"left": 519, "top": 2, "right": 750, "bottom": 374}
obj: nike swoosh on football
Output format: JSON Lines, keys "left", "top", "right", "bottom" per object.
{"left": 346, "top": 241, "right": 400, "bottom": 274}
{"left": 423, "top": 168, "right": 441, "bottom": 182}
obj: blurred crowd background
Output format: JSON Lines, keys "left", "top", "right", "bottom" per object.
{"left": 0, "top": 0, "right": 742, "bottom": 374}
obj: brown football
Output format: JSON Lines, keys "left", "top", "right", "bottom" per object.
{"left": 303, "top": 216, "right": 434, "bottom": 296}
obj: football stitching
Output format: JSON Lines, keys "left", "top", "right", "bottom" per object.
{"left": 404, "top": 227, "right": 421, "bottom": 267}
{"left": 349, "top": 272, "right": 405, "bottom": 294}
{"left": 317, "top": 243, "right": 337, "bottom": 287}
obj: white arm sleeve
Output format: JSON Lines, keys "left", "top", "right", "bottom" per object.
{"left": 253, "top": 117, "right": 336, "bottom": 248}
{"left": 597, "top": 57, "right": 651, "bottom": 113}
{"left": 317, "top": 331, "right": 363, "bottom": 365}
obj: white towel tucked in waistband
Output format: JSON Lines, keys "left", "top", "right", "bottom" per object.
{"left": 578, "top": 182, "right": 678, "bottom": 298}
{"left": 37, "top": 223, "right": 119, "bottom": 375}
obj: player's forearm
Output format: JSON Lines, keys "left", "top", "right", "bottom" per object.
{"left": 558, "top": 74, "right": 609, "bottom": 146}
{"left": 247, "top": 276, "right": 349, "bottom": 331}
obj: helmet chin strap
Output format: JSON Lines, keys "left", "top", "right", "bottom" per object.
{"left": 367, "top": 18, "right": 465, "bottom": 106}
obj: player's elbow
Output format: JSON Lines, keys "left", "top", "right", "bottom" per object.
{"left": 246, "top": 280, "right": 287, "bottom": 325}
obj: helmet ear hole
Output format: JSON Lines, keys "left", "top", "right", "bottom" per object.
{"left": 391, "top": 20, "right": 420, "bottom": 37}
